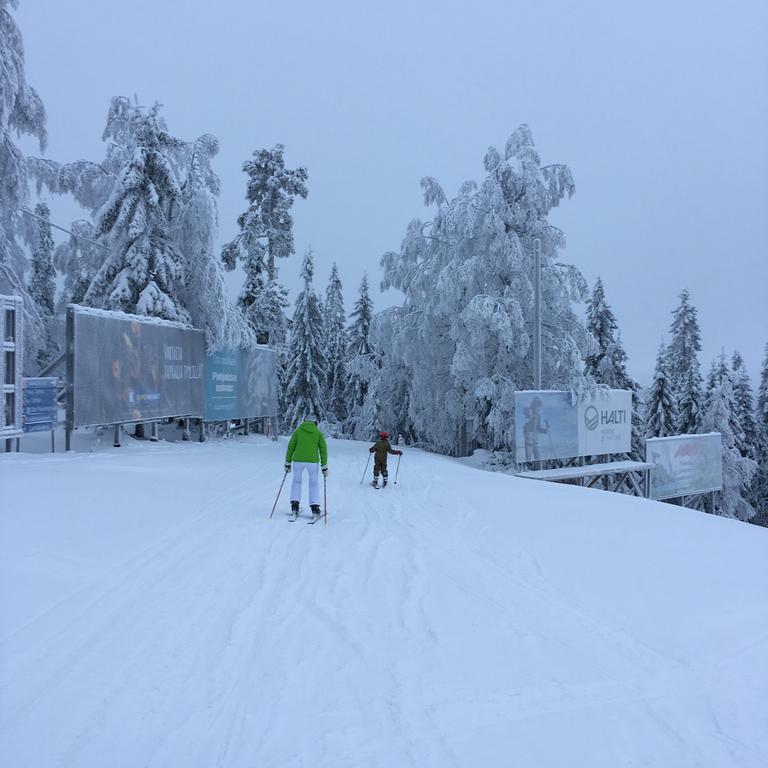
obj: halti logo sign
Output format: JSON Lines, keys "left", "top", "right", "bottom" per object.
{"left": 585, "top": 406, "right": 628, "bottom": 431}
{"left": 515, "top": 390, "right": 632, "bottom": 462}
{"left": 584, "top": 406, "right": 599, "bottom": 431}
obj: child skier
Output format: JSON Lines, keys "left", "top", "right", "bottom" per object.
{"left": 369, "top": 431, "right": 402, "bottom": 488}
{"left": 284, "top": 415, "right": 328, "bottom": 520}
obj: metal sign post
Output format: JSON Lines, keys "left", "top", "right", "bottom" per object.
{"left": 533, "top": 238, "right": 542, "bottom": 390}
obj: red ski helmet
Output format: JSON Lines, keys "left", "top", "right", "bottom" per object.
{"left": 379, "top": 431, "right": 389, "bottom": 439}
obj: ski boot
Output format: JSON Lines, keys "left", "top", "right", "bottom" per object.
{"left": 382, "top": 476, "right": 388, "bottom": 488}
{"left": 310, "top": 504, "right": 322, "bottom": 521}
{"left": 371, "top": 478, "right": 379, "bottom": 488}
{"left": 289, "top": 500, "right": 300, "bottom": 519}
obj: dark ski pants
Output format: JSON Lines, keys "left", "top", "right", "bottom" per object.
{"left": 373, "top": 456, "right": 389, "bottom": 479}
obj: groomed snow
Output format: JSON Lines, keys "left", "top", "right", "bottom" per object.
{"left": 2, "top": 433, "right": 767, "bottom": 767}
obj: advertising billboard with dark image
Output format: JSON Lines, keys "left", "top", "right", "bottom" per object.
{"left": 70, "top": 307, "right": 205, "bottom": 427}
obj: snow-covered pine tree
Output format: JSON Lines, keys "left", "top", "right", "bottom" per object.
{"left": 345, "top": 273, "right": 381, "bottom": 439}
{"left": 84, "top": 105, "right": 190, "bottom": 322}
{"left": 221, "top": 145, "right": 307, "bottom": 344}
{"left": 53, "top": 220, "right": 102, "bottom": 310}
{"left": 0, "top": 0, "right": 48, "bottom": 370}
{"left": 645, "top": 342, "right": 676, "bottom": 438}
{"left": 699, "top": 356, "right": 757, "bottom": 521}
{"left": 731, "top": 351, "right": 759, "bottom": 460}
{"left": 324, "top": 263, "right": 347, "bottom": 423}
{"left": 174, "top": 133, "right": 252, "bottom": 348}
{"left": 28, "top": 203, "right": 55, "bottom": 316}
{"left": 282, "top": 250, "right": 327, "bottom": 429}
{"left": 27, "top": 202, "right": 57, "bottom": 368}
{"left": 584, "top": 277, "right": 643, "bottom": 456}
{"left": 757, "top": 342, "right": 768, "bottom": 438}
{"left": 0, "top": 0, "right": 47, "bottom": 278}
{"left": 667, "top": 289, "right": 703, "bottom": 434}
{"left": 380, "top": 125, "right": 588, "bottom": 454}
{"left": 753, "top": 342, "right": 768, "bottom": 518}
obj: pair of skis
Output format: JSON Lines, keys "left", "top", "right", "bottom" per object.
{"left": 269, "top": 470, "right": 327, "bottom": 526}
{"left": 288, "top": 508, "right": 323, "bottom": 525}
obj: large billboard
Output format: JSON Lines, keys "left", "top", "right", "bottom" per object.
{"left": 646, "top": 433, "right": 722, "bottom": 500}
{"left": 515, "top": 389, "right": 632, "bottom": 463}
{"left": 70, "top": 307, "right": 205, "bottom": 427}
{"left": 204, "top": 346, "right": 278, "bottom": 421}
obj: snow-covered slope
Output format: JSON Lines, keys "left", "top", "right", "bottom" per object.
{"left": 2, "top": 435, "right": 767, "bottom": 767}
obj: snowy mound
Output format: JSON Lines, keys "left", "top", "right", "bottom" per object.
{"left": 2, "top": 435, "right": 767, "bottom": 767}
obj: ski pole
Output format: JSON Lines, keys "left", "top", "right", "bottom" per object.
{"left": 269, "top": 470, "right": 289, "bottom": 519}
{"left": 394, "top": 454, "right": 402, "bottom": 484}
{"left": 323, "top": 474, "right": 327, "bottom": 526}
{"left": 360, "top": 453, "right": 372, "bottom": 484}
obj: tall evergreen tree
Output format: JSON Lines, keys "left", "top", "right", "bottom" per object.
{"left": 324, "top": 263, "right": 347, "bottom": 423}
{"left": 345, "top": 273, "right": 381, "bottom": 438}
{"left": 283, "top": 250, "right": 327, "bottom": 429}
{"left": 757, "top": 342, "right": 768, "bottom": 435}
{"left": 27, "top": 202, "right": 57, "bottom": 368}
{"left": 667, "top": 289, "right": 703, "bottom": 434}
{"left": 28, "top": 202, "right": 55, "bottom": 316}
{"left": 584, "top": 277, "right": 643, "bottom": 456}
{"left": 84, "top": 105, "right": 190, "bottom": 322}
{"left": 0, "top": 0, "right": 47, "bottom": 277}
{"left": 645, "top": 342, "right": 676, "bottom": 438}
{"left": 53, "top": 220, "right": 102, "bottom": 310}
{"left": 699, "top": 356, "right": 757, "bottom": 521}
{"left": 750, "top": 343, "right": 768, "bottom": 518}
{"left": 0, "top": 0, "right": 49, "bottom": 371}
{"left": 221, "top": 145, "right": 307, "bottom": 343}
{"left": 731, "top": 351, "right": 759, "bottom": 460}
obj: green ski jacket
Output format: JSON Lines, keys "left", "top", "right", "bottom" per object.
{"left": 285, "top": 421, "right": 328, "bottom": 467}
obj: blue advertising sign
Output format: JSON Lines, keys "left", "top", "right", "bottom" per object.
{"left": 204, "top": 346, "right": 278, "bottom": 422}
{"left": 204, "top": 347, "right": 240, "bottom": 421}
{"left": 22, "top": 377, "right": 58, "bottom": 433}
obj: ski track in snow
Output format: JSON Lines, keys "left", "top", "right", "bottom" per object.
{"left": 2, "top": 436, "right": 768, "bottom": 767}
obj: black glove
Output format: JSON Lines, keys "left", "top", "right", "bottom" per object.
{"left": 321, "top": 466, "right": 328, "bottom": 477}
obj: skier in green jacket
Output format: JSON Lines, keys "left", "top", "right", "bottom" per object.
{"left": 285, "top": 415, "right": 328, "bottom": 520}
{"left": 369, "top": 431, "right": 402, "bottom": 488}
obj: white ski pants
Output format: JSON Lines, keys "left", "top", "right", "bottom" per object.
{"left": 291, "top": 461, "right": 320, "bottom": 506}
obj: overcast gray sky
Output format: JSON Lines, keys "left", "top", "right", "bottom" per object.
{"left": 18, "top": 0, "right": 768, "bottom": 384}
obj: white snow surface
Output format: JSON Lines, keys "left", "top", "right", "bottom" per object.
{"left": 2, "top": 434, "right": 767, "bottom": 767}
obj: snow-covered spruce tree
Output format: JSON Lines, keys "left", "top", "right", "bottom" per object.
{"left": 757, "top": 342, "right": 768, "bottom": 440}
{"left": 174, "top": 133, "right": 252, "bottom": 348}
{"left": 344, "top": 273, "right": 382, "bottom": 439}
{"left": 28, "top": 202, "right": 55, "bottom": 316}
{"left": 84, "top": 105, "right": 190, "bottom": 322}
{"left": 53, "top": 220, "right": 102, "bottom": 310}
{"left": 731, "top": 351, "right": 760, "bottom": 460}
{"left": 323, "top": 263, "right": 347, "bottom": 423}
{"left": 221, "top": 145, "right": 307, "bottom": 344}
{"left": 699, "top": 356, "right": 757, "bottom": 521}
{"left": 645, "top": 342, "right": 676, "bottom": 438}
{"left": 667, "top": 289, "right": 703, "bottom": 434}
{"left": 27, "top": 202, "right": 58, "bottom": 368}
{"left": 584, "top": 277, "right": 643, "bottom": 456}
{"left": 0, "top": 0, "right": 47, "bottom": 278}
{"left": 753, "top": 342, "right": 768, "bottom": 517}
{"left": 380, "top": 125, "right": 588, "bottom": 454}
{"left": 0, "top": 0, "right": 49, "bottom": 370}
{"left": 282, "top": 250, "right": 327, "bottom": 429}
